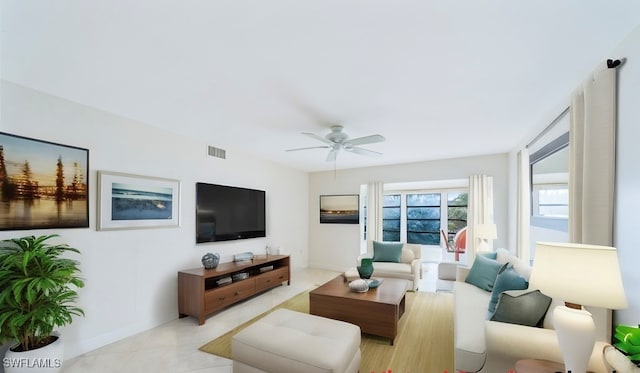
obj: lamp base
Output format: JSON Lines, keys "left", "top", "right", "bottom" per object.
{"left": 553, "top": 305, "right": 595, "bottom": 373}
{"left": 477, "top": 239, "right": 490, "bottom": 253}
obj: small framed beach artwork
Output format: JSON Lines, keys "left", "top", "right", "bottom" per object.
{"left": 97, "top": 171, "right": 180, "bottom": 230}
{"left": 0, "top": 131, "right": 89, "bottom": 230}
{"left": 319, "top": 194, "right": 359, "bottom": 224}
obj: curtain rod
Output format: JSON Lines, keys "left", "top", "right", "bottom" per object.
{"left": 526, "top": 58, "right": 620, "bottom": 149}
{"left": 526, "top": 106, "right": 569, "bottom": 149}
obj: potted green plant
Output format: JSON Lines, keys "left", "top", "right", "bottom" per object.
{"left": 0, "top": 234, "right": 84, "bottom": 373}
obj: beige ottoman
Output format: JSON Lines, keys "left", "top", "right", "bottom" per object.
{"left": 232, "top": 308, "right": 361, "bottom": 373}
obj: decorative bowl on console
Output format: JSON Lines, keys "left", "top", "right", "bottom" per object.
{"left": 202, "top": 252, "right": 220, "bottom": 269}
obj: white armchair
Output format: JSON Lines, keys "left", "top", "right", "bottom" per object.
{"left": 356, "top": 242, "right": 422, "bottom": 291}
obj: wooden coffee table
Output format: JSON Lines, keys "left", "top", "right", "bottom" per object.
{"left": 309, "top": 276, "right": 410, "bottom": 345}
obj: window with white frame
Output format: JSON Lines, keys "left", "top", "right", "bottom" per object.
{"left": 532, "top": 184, "right": 568, "bottom": 218}
{"left": 382, "top": 194, "right": 401, "bottom": 241}
{"left": 381, "top": 190, "right": 468, "bottom": 247}
{"left": 530, "top": 131, "right": 569, "bottom": 232}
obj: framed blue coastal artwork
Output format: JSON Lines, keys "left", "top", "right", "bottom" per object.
{"left": 0, "top": 131, "right": 89, "bottom": 230}
{"left": 319, "top": 194, "right": 359, "bottom": 224}
{"left": 97, "top": 171, "right": 180, "bottom": 230}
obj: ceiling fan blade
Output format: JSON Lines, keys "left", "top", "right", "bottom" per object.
{"left": 344, "top": 134, "right": 385, "bottom": 146}
{"left": 326, "top": 149, "right": 338, "bottom": 162}
{"left": 345, "top": 146, "right": 382, "bottom": 157}
{"left": 302, "top": 132, "right": 333, "bottom": 145}
{"left": 285, "top": 146, "right": 330, "bottom": 152}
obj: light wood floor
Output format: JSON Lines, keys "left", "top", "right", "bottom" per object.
{"left": 63, "top": 265, "right": 443, "bottom": 373}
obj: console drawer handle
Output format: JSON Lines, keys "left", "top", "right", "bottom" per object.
{"left": 218, "top": 296, "right": 226, "bottom": 301}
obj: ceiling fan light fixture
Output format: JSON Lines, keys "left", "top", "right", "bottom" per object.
{"left": 326, "top": 126, "right": 348, "bottom": 143}
{"left": 285, "top": 125, "right": 385, "bottom": 162}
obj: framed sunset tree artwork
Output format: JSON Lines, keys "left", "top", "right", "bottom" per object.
{"left": 0, "top": 131, "right": 89, "bottom": 230}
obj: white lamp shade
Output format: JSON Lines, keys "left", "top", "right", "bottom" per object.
{"left": 474, "top": 223, "right": 497, "bottom": 240}
{"left": 529, "top": 242, "right": 627, "bottom": 309}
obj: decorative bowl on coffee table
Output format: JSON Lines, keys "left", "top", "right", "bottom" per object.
{"left": 367, "top": 278, "right": 383, "bottom": 288}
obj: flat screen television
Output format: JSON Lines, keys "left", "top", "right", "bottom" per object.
{"left": 196, "top": 182, "right": 266, "bottom": 243}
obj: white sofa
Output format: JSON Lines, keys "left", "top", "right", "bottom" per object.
{"left": 454, "top": 248, "right": 611, "bottom": 373}
{"left": 352, "top": 242, "right": 422, "bottom": 291}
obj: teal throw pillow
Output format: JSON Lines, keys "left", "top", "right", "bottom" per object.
{"left": 488, "top": 267, "right": 529, "bottom": 314}
{"left": 490, "top": 289, "right": 552, "bottom": 327}
{"left": 464, "top": 255, "right": 507, "bottom": 292}
{"left": 372, "top": 241, "right": 403, "bottom": 263}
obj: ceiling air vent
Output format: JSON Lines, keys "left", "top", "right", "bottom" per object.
{"left": 207, "top": 146, "right": 226, "bottom": 159}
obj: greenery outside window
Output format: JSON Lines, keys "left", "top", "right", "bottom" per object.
{"left": 381, "top": 191, "right": 467, "bottom": 247}
{"left": 407, "top": 193, "right": 441, "bottom": 245}
{"left": 382, "top": 194, "right": 401, "bottom": 241}
{"left": 446, "top": 192, "right": 468, "bottom": 244}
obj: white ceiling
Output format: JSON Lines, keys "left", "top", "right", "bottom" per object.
{"left": 2, "top": 1, "right": 639, "bottom": 172}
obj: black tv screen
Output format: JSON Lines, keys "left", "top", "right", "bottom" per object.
{"left": 196, "top": 182, "right": 266, "bottom": 243}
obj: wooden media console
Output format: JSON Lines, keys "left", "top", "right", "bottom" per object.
{"left": 178, "top": 255, "right": 290, "bottom": 325}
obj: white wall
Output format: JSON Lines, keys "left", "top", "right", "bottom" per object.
{"left": 0, "top": 80, "right": 310, "bottom": 358}
{"left": 307, "top": 153, "right": 509, "bottom": 271}
{"left": 612, "top": 24, "right": 640, "bottom": 326}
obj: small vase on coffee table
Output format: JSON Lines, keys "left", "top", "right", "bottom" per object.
{"left": 357, "top": 258, "right": 374, "bottom": 280}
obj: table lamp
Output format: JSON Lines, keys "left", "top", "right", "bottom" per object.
{"left": 474, "top": 223, "right": 497, "bottom": 252}
{"left": 529, "top": 242, "right": 627, "bottom": 373}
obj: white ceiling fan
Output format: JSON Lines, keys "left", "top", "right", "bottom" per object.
{"left": 286, "top": 125, "right": 385, "bottom": 162}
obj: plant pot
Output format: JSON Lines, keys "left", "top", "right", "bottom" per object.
{"left": 0, "top": 342, "right": 10, "bottom": 373}
{"left": 3, "top": 332, "right": 63, "bottom": 373}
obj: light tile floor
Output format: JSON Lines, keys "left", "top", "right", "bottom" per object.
{"left": 62, "top": 265, "right": 439, "bottom": 373}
